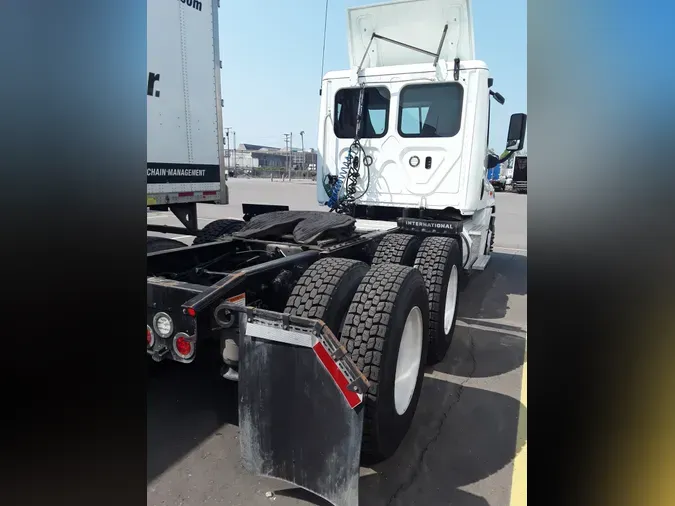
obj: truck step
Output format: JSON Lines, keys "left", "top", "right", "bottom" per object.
{"left": 471, "top": 254, "right": 491, "bottom": 271}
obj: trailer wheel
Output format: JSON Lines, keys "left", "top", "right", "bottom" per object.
{"left": 413, "top": 236, "right": 462, "bottom": 365}
{"left": 192, "top": 219, "right": 245, "bottom": 245}
{"left": 285, "top": 257, "right": 369, "bottom": 334}
{"left": 371, "top": 233, "right": 420, "bottom": 266}
{"left": 147, "top": 236, "right": 187, "bottom": 253}
{"left": 341, "top": 263, "right": 429, "bottom": 464}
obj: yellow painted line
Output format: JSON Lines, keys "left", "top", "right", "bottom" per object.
{"left": 510, "top": 346, "right": 527, "bottom": 506}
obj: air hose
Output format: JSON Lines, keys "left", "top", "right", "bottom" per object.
{"left": 326, "top": 84, "right": 367, "bottom": 215}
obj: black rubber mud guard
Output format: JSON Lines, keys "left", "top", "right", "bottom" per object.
{"left": 237, "top": 309, "right": 367, "bottom": 506}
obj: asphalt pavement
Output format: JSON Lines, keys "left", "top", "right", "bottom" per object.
{"left": 147, "top": 179, "right": 527, "bottom": 506}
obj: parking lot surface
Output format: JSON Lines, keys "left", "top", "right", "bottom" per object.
{"left": 147, "top": 179, "right": 527, "bottom": 506}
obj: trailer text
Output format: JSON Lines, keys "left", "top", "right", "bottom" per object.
{"left": 179, "top": 0, "right": 202, "bottom": 12}
{"left": 147, "top": 168, "right": 206, "bottom": 177}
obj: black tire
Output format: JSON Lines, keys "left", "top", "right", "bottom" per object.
{"left": 488, "top": 216, "right": 495, "bottom": 254}
{"left": 285, "top": 257, "right": 369, "bottom": 334}
{"left": 147, "top": 236, "right": 187, "bottom": 253}
{"left": 192, "top": 219, "right": 245, "bottom": 245}
{"left": 341, "top": 263, "right": 430, "bottom": 464}
{"left": 371, "top": 233, "right": 420, "bottom": 266}
{"left": 413, "top": 236, "right": 462, "bottom": 365}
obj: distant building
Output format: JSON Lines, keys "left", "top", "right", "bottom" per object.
{"left": 226, "top": 143, "right": 317, "bottom": 170}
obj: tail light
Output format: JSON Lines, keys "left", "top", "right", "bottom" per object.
{"left": 147, "top": 325, "right": 154, "bottom": 348}
{"left": 173, "top": 333, "right": 195, "bottom": 359}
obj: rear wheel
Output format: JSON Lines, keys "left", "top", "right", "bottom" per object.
{"left": 192, "top": 219, "right": 245, "bottom": 245}
{"left": 414, "top": 236, "right": 462, "bottom": 365}
{"left": 147, "top": 236, "right": 187, "bottom": 253}
{"left": 371, "top": 233, "right": 420, "bottom": 266}
{"left": 341, "top": 263, "right": 430, "bottom": 464}
{"left": 285, "top": 257, "right": 369, "bottom": 334}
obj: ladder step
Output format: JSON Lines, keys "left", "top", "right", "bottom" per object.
{"left": 471, "top": 254, "right": 491, "bottom": 271}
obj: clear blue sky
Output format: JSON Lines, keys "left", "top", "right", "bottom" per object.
{"left": 218, "top": 0, "right": 526, "bottom": 151}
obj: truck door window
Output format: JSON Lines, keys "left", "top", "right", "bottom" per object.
{"left": 334, "top": 87, "right": 390, "bottom": 139}
{"left": 398, "top": 83, "right": 463, "bottom": 138}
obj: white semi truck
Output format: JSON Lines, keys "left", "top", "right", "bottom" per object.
{"left": 147, "top": 1, "right": 525, "bottom": 505}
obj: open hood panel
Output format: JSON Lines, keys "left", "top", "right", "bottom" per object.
{"left": 347, "top": 0, "right": 475, "bottom": 69}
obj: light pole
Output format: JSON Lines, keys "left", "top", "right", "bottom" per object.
{"left": 299, "top": 130, "right": 305, "bottom": 170}
{"left": 224, "top": 127, "right": 231, "bottom": 171}
{"left": 283, "top": 133, "right": 291, "bottom": 180}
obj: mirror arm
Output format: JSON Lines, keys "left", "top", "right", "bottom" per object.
{"left": 497, "top": 148, "right": 514, "bottom": 164}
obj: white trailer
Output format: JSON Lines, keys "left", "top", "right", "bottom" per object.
{"left": 146, "top": 0, "right": 228, "bottom": 240}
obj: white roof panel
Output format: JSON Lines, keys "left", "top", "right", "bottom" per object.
{"left": 347, "top": 0, "right": 475, "bottom": 69}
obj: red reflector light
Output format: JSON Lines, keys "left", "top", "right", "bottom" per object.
{"left": 175, "top": 335, "right": 192, "bottom": 356}
{"left": 203, "top": 191, "right": 217, "bottom": 196}
{"left": 146, "top": 326, "right": 154, "bottom": 348}
{"left": 186, "top": 307, "right": 196, "bottom": 317}
{"left": 178, "top": 192, "right": 194, "bottom": 197}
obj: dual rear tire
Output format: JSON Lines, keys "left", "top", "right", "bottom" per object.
{"left": 283, "top": 234, "right": 463, "bottom": 463}
{"left": 373, "top": 233, "right": 463, "bottom": 364}
{"left": 285, "top": 258, "right": 429, "bottom": 464}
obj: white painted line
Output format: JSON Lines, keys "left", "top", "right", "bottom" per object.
{"left": 146, "top": 214, "right": 215, "bottom": 222}
{"left": 455, "top": 319, "right": 527, "bottom": 339}
{"left": 493, "top": 246, "right": 527, "bottom": 254}
{"left": 510, "top": 346, "right": 527, "bottom": 506}
{"left": 424, "top": 369, "right": 467, "bottom": 384}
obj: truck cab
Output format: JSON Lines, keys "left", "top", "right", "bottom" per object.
{"left": 316, "top": 0, "right": 523, "bottom": 222}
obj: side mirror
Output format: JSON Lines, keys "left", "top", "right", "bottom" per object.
{"left": 487, "top": 153, "right": 500, "bottom": 169}
{"left": 506, "top": 113, "right": 527, "bottom": 151}
{"left": 490, "top": 90, "right": 505, "bottom": 105}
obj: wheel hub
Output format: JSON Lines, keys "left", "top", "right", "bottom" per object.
{"left": 443, "top": 265, "right": 459, "bottom": 334}
{"left": 394, "top": 306, "right": 423, "bottom": 415}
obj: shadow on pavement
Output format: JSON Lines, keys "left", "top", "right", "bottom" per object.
{"left": 147, "top": 349, "right": 239, "bottom": 484}
{"left": 435, "top": 324, "right": 526, "bottom": 378}
{"left": 428, "top": 251, "right": 528, "bottom": 378}
{"left": 362, "top": 377, "right": 526, "bottom": 505}
{"left": 459, "top": 252, "right": 527, "bottom": 322}
{"left": 277, "top": 378, "right": 526, "bottom": 506}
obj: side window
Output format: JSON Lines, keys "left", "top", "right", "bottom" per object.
{"left": 398, "top": 83, "right": 464, "bottom": 138}
{"left": 334, "top": 87, "right": 390, "bottom": 139}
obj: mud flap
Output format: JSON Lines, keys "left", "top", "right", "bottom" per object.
{"left": 233, "top": 307, "right": 370, "bottom": 506}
